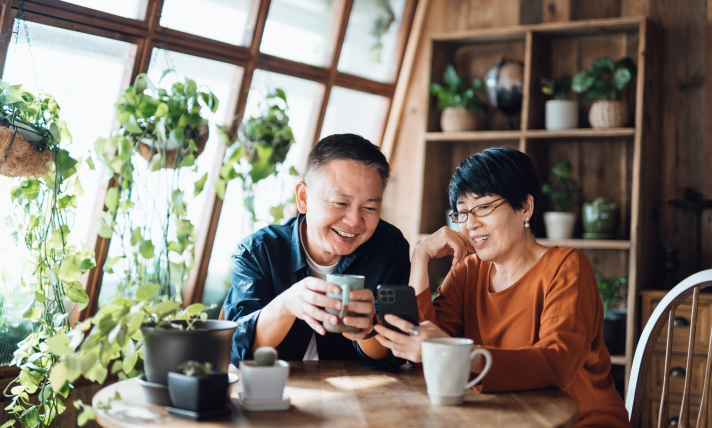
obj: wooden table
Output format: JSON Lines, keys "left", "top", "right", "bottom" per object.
{"left": 93, "top": 361, "right": 578, "bottom": 428}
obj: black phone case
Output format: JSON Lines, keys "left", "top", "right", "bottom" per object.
{"left": 377, "top": 285, "right": 420, "bottom": 332}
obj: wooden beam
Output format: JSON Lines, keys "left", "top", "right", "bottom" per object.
{"left": 381, "top": 0, "right": 429, "bottom": 160}
{"left": 0, "top": 1, "right": 16, "bottom": 76}
{"left": 706, "top": 0, "right": 712, "bottom": 198}
{"left": 542, "top": 0, "right": 570, "bottom": 23}
{"left": 183, "top": 0, "right": 272, "bottom": 307}
{"left": 312, "top": 0, "right": 354, "bottom": 147}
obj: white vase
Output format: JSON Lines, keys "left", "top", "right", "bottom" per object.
{"left": 543, "top": 212, "right": 576, "bottom": 239}
{"left": 545, "top": 100, "right": 578, "bottom": 130}
{"left": 239, "top": 360, "right": 290, "bottom": 400}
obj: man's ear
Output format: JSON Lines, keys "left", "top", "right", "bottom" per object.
{"left": 295, "top": 181, "right": 308, "bottom": 214}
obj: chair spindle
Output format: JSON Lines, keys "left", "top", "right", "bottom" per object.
{"left": 679, "top": 286, "right": 700, "bottom": 428}
{"left": 658, "top": 309, "right": 676, "bottom": 428}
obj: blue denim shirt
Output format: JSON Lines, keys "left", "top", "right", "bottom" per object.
{"left": 225, "top": 214, "right": 410, "bottom": 370}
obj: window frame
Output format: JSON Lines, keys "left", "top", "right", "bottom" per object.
{"left": 0, "top": 0, "right": 418, "bottom": 329}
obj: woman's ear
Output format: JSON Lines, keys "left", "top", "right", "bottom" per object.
{"left": 523, "top": 194, "right": 535, "bottom": 219}
{"left": 295, "top": 181, "right": 308, "bottom": 214}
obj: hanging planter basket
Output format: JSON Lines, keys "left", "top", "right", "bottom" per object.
{"left": 136, "top": 125, "right": 210, "bottom": 169}
{"left": 0, "top": 123, "right": 53, "bottom": 178}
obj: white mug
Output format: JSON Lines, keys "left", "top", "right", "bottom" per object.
{"left": 421, "top": 338, "right": 492, "bottom": 406}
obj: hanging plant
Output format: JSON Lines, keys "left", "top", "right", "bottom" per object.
{"left": 215, "top": 88, "right": 297, "bottom": 226}
{"left": 2, "top": 84, "right": 96, "bottom": 427}
{"left": 114, "top": 71, "right": 218, "bottom": 169}
{"left": 0, "top": 81, "right": 71, "bottom": 177}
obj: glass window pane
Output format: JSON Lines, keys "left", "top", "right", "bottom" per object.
{"left": 0, "top": 22, "right": 136, "bottom": 363}
{"left": 160, "top": 0, "right": 254, "bottom": 46}
{"left": 98, "top": 50, "right": 242, "bottom": 307}
{"left": 338, "top": 0, "right": 408, "bottom": 82}
{"left": 260, "top": 0, "right": 338, "bottom": 66}
{"left": 202, "top": 70, "right": 323, "bottom": 312}
{"left": 61, "top": 0, "right": 146, "bottom": 19}
{"left": 320, "top": 86, "right": 389, "bottom": 146}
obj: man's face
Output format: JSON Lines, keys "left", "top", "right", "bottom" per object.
{"left": 297, "top": 159, "right": 384, "bottom": 265}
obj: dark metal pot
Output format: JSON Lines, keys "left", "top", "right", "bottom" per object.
{"left": 141, "top": 319, "right": 238, "bottom": 384}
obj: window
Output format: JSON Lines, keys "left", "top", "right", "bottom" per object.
{"left": 202, "top": 70, "right": 322, "bottom": 310}
{"left": 320, "top": 86, "right": 390, "bottom": 146}
{"left": 61, "top": 0, "right": 147, "bottom": 19}
{"left": 160, "top": 0, "right": 255, "bottom": 46}
{"left": 0, "top": 21, "right": 136, "bottom": 363}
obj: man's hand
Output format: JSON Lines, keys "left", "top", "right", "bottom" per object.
{"left": 276, "top": 277, "right": 343, "bottom": 335}
{"left": 342, "top": 289, "right": 376, "bottom": 341}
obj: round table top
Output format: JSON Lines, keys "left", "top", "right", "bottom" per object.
{"left": 93, "top": 360, "right": 578, "bottom": 428}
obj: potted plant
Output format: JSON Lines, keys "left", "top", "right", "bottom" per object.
{"left": 114, "top": 71, "right": 218, "bottom": 169}
{"left": 239, "top": 346, "right": 290, "bottom": 405}
{"left": 572, "top": 56, "right": 637, "bottom": 128}
{"left": 167, "top": 361, "right": 230, "bottom": 416}
{"left": 541, "top": 75, "right": 577, "bottom": 130}
{"left": 215, "top": 88, "right": 297, "bottom": 227}
{"left": 596, "top": 270, "right": 628, "bottom": 355}
{"left": 0, "top": 80, "right": 72, "bottom": 177}
{"left": 582, "top": 197, "right": 620, "bottom": 239}
{"left": 541, "top": 160, "right": 581, "bottom": 239}
{"left": 429, "top": 63, "right": 486, "bottom": 132}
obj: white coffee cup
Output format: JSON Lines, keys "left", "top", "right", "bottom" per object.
{"left": 421, "top": 338, "right": 492, "bottom": 406}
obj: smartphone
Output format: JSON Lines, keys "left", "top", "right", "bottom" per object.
{"left": 376, "top": 285, "right": 420, "bottom": 332}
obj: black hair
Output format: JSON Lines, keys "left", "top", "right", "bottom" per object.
{"left": 304, "top": 133, "right": 390, "bottom": 189}
{"left": 448, "top": 147, "right": 538, "bottom": 212}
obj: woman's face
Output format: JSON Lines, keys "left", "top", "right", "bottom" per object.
{"left": 455, "top": 193, "right": 532, "bottom": 263}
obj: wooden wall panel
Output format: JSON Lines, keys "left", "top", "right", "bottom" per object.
{"left": 383, "top": 0, "right": 712, "bottom": 283}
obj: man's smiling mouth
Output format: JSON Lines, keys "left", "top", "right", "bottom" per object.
{"left": 332, "top": 228, "right": 356, "bottom": 238}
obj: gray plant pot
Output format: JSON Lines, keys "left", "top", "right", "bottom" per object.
{"left": 141, "top": 319, "right": 238, "bottom": 385}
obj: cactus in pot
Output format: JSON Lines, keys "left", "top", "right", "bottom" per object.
{"left": 254, "top": 347, "right": 278, "bottom": 366}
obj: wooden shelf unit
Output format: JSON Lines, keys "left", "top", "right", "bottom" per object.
{"left": 411, "top": 17, "right": 659, "bottom": 392}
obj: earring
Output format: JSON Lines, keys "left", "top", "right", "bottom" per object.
{"left": 524, "top": 218, "right": 530, "bottom": 228}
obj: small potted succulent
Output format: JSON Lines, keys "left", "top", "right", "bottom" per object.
{"left": 572, "top": 56, "right": 637, "bottom": 128}
{"left": 239, "top": 346, "right": 290, "bottom": 402}
{"left": 429, "top": 63, "right": 486, "bottom": 132}
{"left": 596, "top": 270, "right": 628, "bottom": 355}
{"left": 582, "top": 197, "right": 620, "bottom": 239}
{"left": 114, "top": 71, "right": 218, "bottom": 169}
{"left": 541, "top": 75, "right": 577, "bottom": 130}
{"left": 541, "top": 160, "right": 581, "bottom": 239}
{"left": 167, "top": 361, "right": 229, "bottom": 414}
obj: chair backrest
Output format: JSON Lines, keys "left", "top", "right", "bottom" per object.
{"left": 219, "top": 305, "right": 225, "bottom": 320}
{"left": 626, "top": 269, "right": 712, "bottom": 428}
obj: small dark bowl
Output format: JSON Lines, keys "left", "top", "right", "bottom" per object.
{"left": 136, "top": 374, "right": 172, "bottom": 406}
{"left": 168, "top": 371, "right": 230, "bottom": 413}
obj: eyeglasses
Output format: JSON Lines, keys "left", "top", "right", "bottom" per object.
{"left": 449, "top": 198, "right": 507, "bottom": 223}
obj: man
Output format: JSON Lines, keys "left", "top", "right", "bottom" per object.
{"left": 225, "top": 134, "right": 410, "bottom": 368}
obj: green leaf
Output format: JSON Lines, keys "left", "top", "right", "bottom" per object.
{"left": 185, "top": 303, "right": 206, "bottom": 316}
{"left": 66, "top": 283, "right": 89, "bottom": 310}
{"left": 58, "top": 259, "right": 82, "bottom": 282}
{"left": 118, "top": 136, "right": 133, "bottom": 160}
{"left": 22, "top": 302, "right": 42, "bottom": 320}
{"left": 125, "top": 115, "right": 143, "bottom": 134}
{"left": 103, "top": 256, "right": 123, "bottom": 274}
{"left": 56, "top": 149, "right": 78, "bottom": 179}
{"left": 104, "top": 187, "right": 119, "bottom": 212}
{"left": 86, "top": 156, "right": 95, "bottom": 171}
{"left": 178, "top": 154, "right": 194, "bottom": 168}
{"left": 97, "top": 212, "right": 115, "bottom": 239}
{"left": 160, "top": 69, "right": 175, "bottom": 83}
{"left": 612, "top": 67, "right": 632, "bottom": 91}
{"left": 270, "top": 205, "right": 284, "bottom": 224}
{"left": 289, "top": 166, "right": 299, "bottom": 176}
{"left": 123, "top": 340, "right": 137, "bottom": 373}
{"left": 136, "top": 283, "right": 160, "bottom": 301}
{"left": 571, "top": 69, "right": 595, "bottom": 93}
{"left": 130, "top": 227, "right": 142, "bottom": 246}
{"left": 152, "top": 300, "right": 180, "bottom": 316}
{"left": 169, "top": 127, "right": 185, "bottom": 141}
{"left": 20, "top": 180, "right": 40, "bottom": 201}
{"left": 46, "top": 337, "right": 73, "bottom": 357}
{"left": 215, "top": 179, "right": 226, "bottom": 199}
{"left": 249, "top": 144, "right": 276, "bottom": 183}
{"left": 139, "top": 240, "right": 155, "bottom": 259}
{"left": 443, "top": 64, "right": 462, "bottom": 89}
{"left": 21, "top": 406, "right": 39, "bottom": 428}
{"left": 592, "top": 57, "right": 614, "bottom": 76}
{"left": 154, "top": 102, "right": 169, "bottom": 118}
{"left": 49, "top": 362, "right": 68, "bottom": 394}
{"left": 1, "top": 420, "right": 15, "bottom": 428}
{"left": 194, "top": 172, "right": 208, "bottom": 196}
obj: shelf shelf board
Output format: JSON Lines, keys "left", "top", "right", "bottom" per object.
{"left": 425, "top": 131, "right": 521, "bottom": 142}
{"left": 525, "top": 128, "right": 635, "bottom": 139}
{"left": 537, "top": 239, "right": 631, "bottom": 250}
{"left": 610, "top": 355, "right": 627, "bottom": 365}
{"left": 425, "top": 128, "right": 635, "bottom": 143}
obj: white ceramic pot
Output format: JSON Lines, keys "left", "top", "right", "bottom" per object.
{"left": 543, "top": 212, "right": 576, "bottom": 239}
{"left": 239, "top": 360, "right": 290, "bottom": 400}
{"left": 545, "top": 100, "right": 578, "bottom": 130}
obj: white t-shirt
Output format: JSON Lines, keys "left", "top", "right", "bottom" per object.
{"left": 299, "top": 217, "right": 338, "bottom": 361}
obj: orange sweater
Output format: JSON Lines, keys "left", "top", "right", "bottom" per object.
{"left": 416, "top": 247, "right": 630, "bottom": 428}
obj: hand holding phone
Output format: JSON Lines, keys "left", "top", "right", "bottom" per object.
{"left": 376, "top": 285, "right": 420, "bottom": 332}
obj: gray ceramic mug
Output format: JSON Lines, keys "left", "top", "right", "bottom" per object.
{"left": 323, "top": 274, "right": 365, "bottom": 333}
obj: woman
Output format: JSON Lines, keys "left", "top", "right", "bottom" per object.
{"left": 373, "top": 147, "right": 630, "bottom": 427}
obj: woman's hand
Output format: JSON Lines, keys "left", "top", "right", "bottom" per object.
{"left": 413, "top": 226, "right": 473, "bottom": 267}
{"left": 373, "top": 314, "right": 449, "bottom": 362}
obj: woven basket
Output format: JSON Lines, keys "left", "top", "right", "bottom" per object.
{"left": 137, "top": 125, "right": 209, "bottom": 169}
{"left": 588, "top": 100, "right": 629, "bottom": 129}
{"left": 440, "top": 107, "right": 478, "bottom": 132}
{"left": 0, "top": 126, "right": 52, "bottom": 177}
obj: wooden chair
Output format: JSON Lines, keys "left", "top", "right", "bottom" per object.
{"left": 218, "top": 306, "right": 225, "bottom": 320}
{"left": 626, "top": 270, "right": 712, "bottom": 428}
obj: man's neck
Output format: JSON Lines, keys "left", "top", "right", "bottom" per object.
{"left": 301, "top": 217, "right": 341, "bottom": 266}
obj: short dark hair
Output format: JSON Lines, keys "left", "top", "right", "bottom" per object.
{"left": 305, "top": 134, "right": 390, "bottom": 189}
{"left": 449, "top": 147, "right": 538, "bottom": 212}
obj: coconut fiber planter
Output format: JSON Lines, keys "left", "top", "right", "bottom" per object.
{"left": 136, "top": 125, "right": 209, "bottom": 169}
{"left": 0, "top": 126, "right": 53, "bottom": 177}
